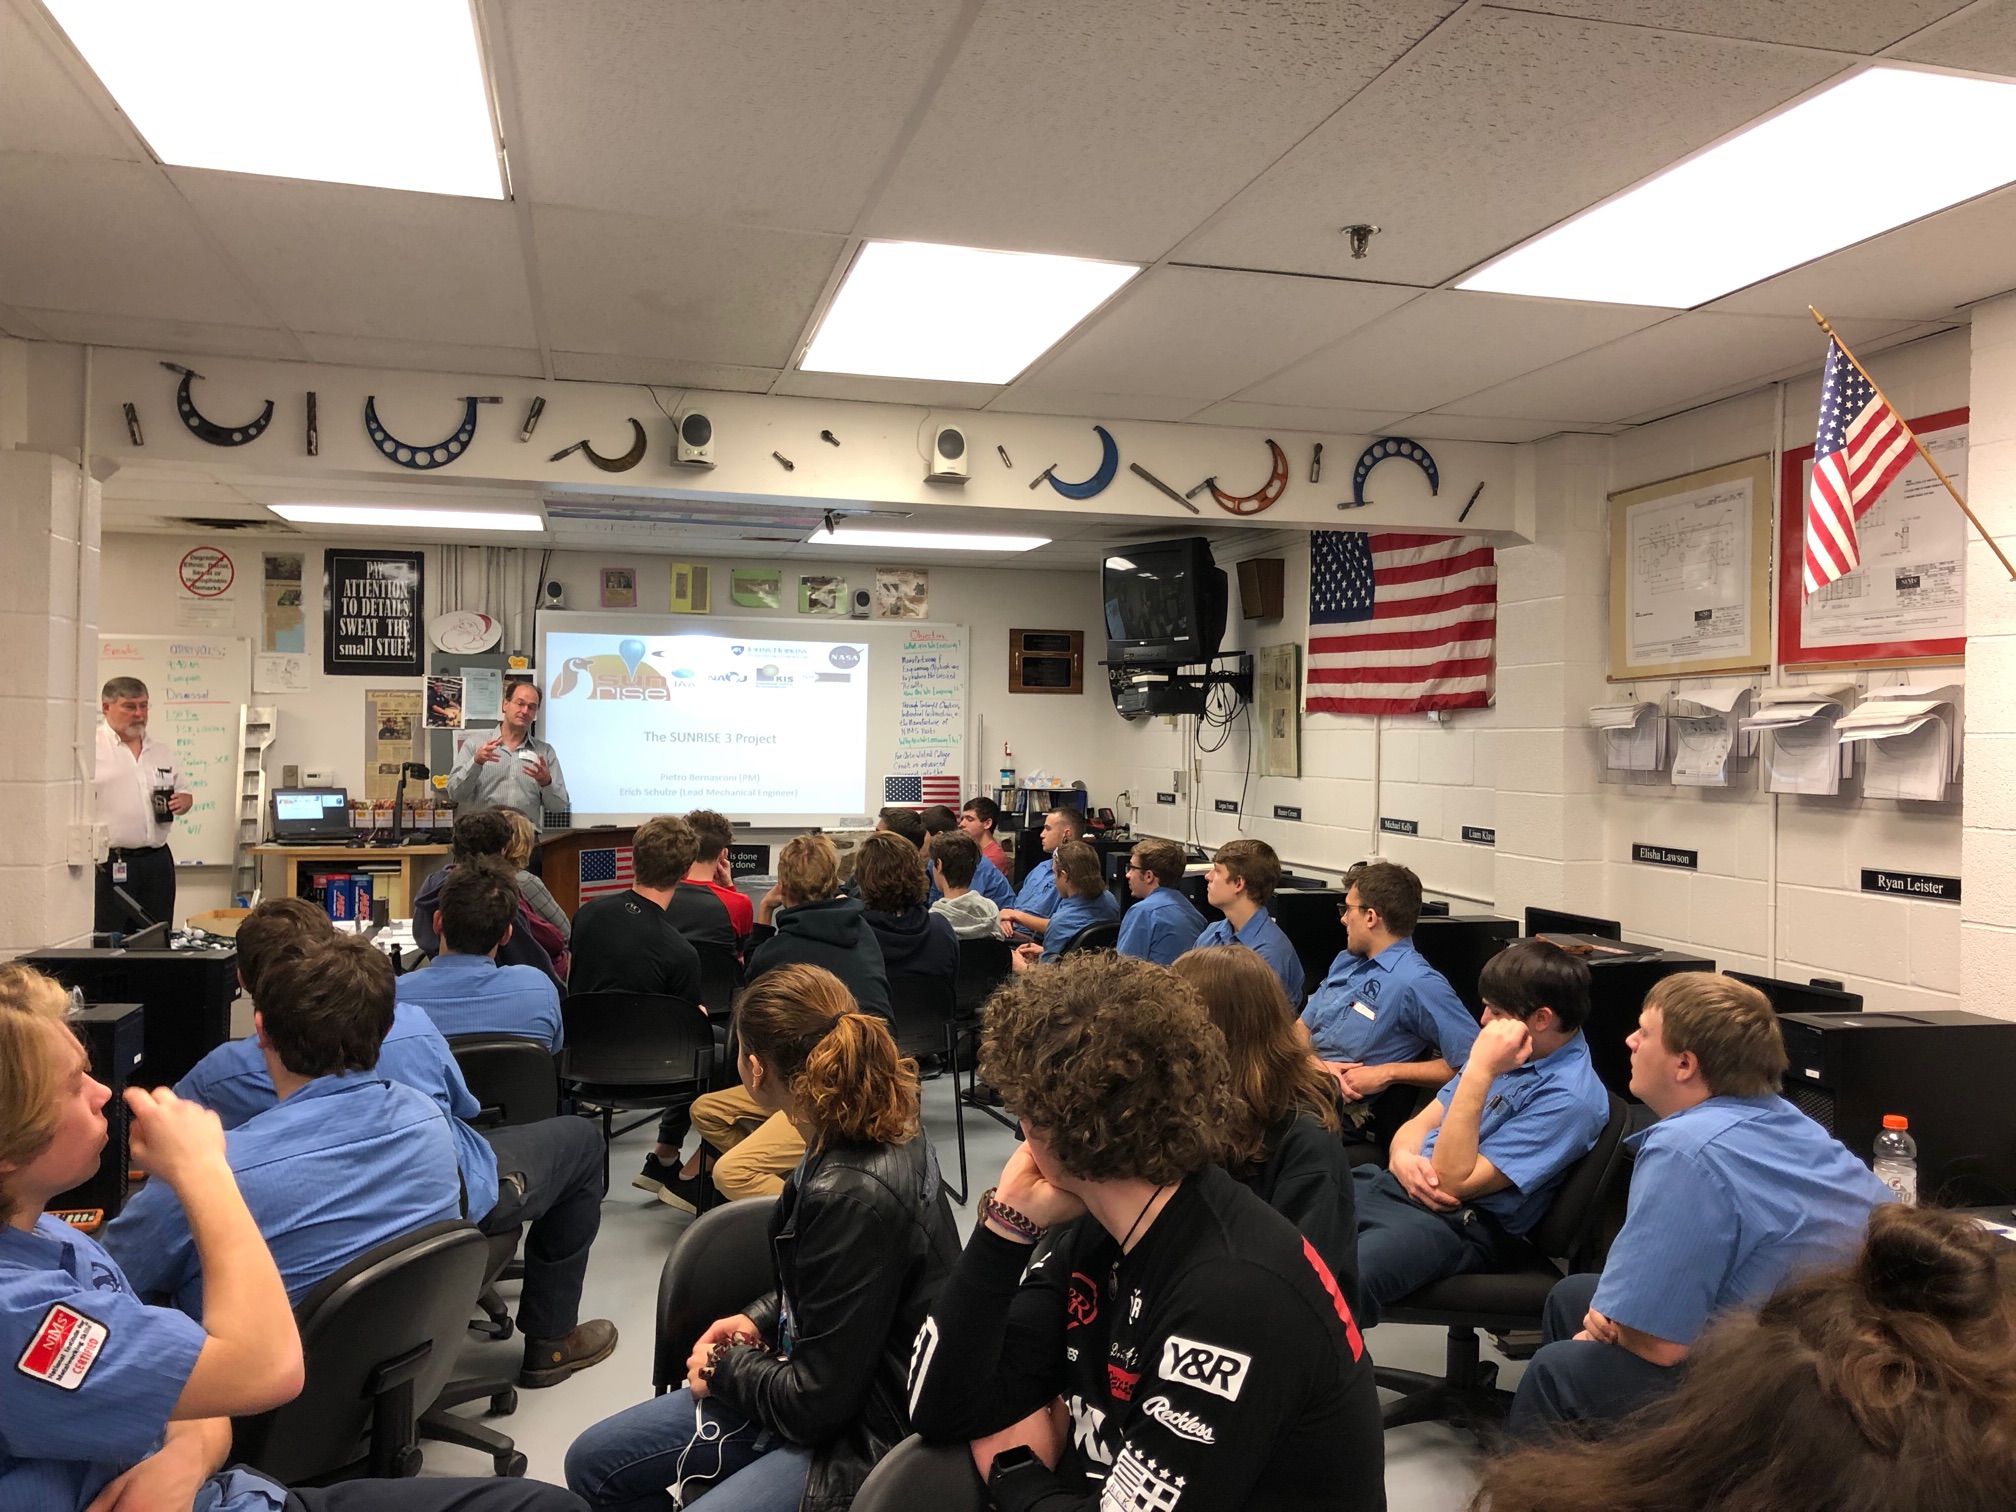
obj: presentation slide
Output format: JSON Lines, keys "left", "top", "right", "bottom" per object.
{"left": 540, "top": 630, "right": 870, "bottom": 821}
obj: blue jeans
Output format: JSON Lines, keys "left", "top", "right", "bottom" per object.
{"left": 1351, "top": 1165, "right": 1520, "bottom": 1327}
{"left": 565, "top": 1390, "right": 812, "bottom": 1512}
{"left": 1507, "top": 1273, "right": 1684, "bottom": 1438}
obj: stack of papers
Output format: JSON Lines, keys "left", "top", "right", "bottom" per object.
{"left": 1668, "top": 686, "right": 1756, "bottom": 788}
{"left": 1744, "top": 685, "right": 1856, "bottom": 796}
{"left": 1589, "top": 701, "right": 1665, "bottom": 775}
{"left": 1836, "top": 696, "right": 1959, "bottom": 801}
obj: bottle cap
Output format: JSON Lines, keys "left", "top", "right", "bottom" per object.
{"left": 1882, "top": 1114, "right": 1909, "bottom": 1131}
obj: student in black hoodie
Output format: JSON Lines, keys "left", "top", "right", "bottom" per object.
{"left": 675, "top": 834, "right": 893, "bottom": 1208}
{"left": 855, "top": 831, "right": 959, "bottom": 989}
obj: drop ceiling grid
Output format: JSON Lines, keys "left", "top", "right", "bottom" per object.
{"left": 1480, "top": 0, "right": 1975, "bottom": 52}
{"left": 1888, "top": 0, "right": 2016, "bottom": 75}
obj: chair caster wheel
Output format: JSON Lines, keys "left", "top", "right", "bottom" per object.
{"left": 489, "top": 1387, "right": 518, "bottom": 1416}
{"left": 394, "top": 1444, "right": 425, "bottom": 1477}
{"left": 498, "top": 1450, "right": 529, "bottom": 1477}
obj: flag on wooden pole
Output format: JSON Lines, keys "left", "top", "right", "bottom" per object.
{"left": 1804, "top": 338, "right": 1914, "bottom": 593}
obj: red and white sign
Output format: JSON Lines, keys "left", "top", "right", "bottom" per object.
{"left": 178, "top": 546, "right": 235, "bottom": 598}
{"left": 16, "top": 1303, "right": 108, "bottom": 1390}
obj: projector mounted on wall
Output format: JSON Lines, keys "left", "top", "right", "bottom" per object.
{"left": 926, "top": 425, "right": 969, "bottom": 483}
{"left": 673, "top": 411, "right": 714, "bottom": 467}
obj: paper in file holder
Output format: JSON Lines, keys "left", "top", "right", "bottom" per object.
{"left": 1743, "top": 684, "right": 1856, "bottom": 797}
{"left": 1667, "top": 686, "right": 1756, "bottom": 789}
{"left": 1834, "top": 684, "right": 1961, "bottom": 802}
{"left": 1589, "top": 700, "right": 1666, "bottom": 786}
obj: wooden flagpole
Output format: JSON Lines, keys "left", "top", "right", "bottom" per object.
{"left": 1808, "top": 304, "right": 2016, "bottom": 582}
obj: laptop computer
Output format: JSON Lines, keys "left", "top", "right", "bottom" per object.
{"left": 271, "top": 788, "right": 356, "bottom": 844}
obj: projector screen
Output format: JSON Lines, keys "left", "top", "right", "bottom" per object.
{"left": 540, "top": 626, "right": 871, "bottom": 825}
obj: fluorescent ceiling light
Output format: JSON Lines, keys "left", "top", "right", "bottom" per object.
{"left": 44, "top": 1, "right": 503, "bottom": 198}
{"left": 1459, "top": 65, "right": 2016, "bottom": 308}
{"left": 801, "top": 241, "right": 1140, "bottom": 384}
{"left": 269, "top": 504, "right": 543, "bottom": 532}
{"left": 804, "top": 528, "right": 1049, "bottom": 553}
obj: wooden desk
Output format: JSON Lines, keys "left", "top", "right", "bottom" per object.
{"left": 251, "top": 844, "right": 451, "bottom": 920}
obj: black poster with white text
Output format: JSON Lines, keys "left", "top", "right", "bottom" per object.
{"left": 324, "top": 549, "right": 424, "bottom": 676}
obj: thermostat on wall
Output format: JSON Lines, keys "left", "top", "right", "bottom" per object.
{"left": 303, "top": 768, "right": 335, "bottom": 787}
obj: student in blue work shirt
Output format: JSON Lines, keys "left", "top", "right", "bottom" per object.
{"left": 1192, "top": 837, "right": 1308, "bottom": 1009}
{"left": 1301, "top": 860, "right": 1479, "bottom": 1106}
{"left": 172, "top": 899, "right": 617, "bottom": 1390}
{"left": 0, "top": 962, "right": 584, "bottom": 1512}
{"left": 997, "top": 804, "right": 1085, "bottom": 940}
{"left": 918, "top": 806, "right": 1017, "bottom": 912}
{"left": 105, "top": 934, "right": 462, "bottom": 1312}
{"left": 1012, "top": 840, "right": 1121, "bottom": 969}
{"left": 398, "top": 857, "right": 565, "bottom": 1052}
{"left": 1352, "top": 940, "right": 1609, "bottom": 1325}
{"left": 1115, "top": 837, "right": 1207, "bottom": 966}
{"left": 1508, "top": 972, "right": 1892, "bottom": 1436}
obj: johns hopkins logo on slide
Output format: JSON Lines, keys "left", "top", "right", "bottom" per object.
{"left": 829, "top": 645, "right": 862, "bottom": 670}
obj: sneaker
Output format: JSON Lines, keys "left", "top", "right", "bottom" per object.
{"left": 520, "top": 1319, "right": 619, "bottom": 1388}
{"left": 658, "top": 1166, "right": 717, "bottom": 1215}
{"left": 632, "top": 1153, "right": 677, "bottom": 1195}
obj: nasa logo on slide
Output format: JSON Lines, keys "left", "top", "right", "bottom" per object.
{"left": 829, "top": 645, "right": 862, "bottom": 670}
{"left": 711, "top": 671, "right": 748, "bottom": 683}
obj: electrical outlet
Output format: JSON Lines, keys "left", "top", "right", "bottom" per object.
{"left": 1173, "top": 769, "right": 1189, "bottom": 797}
{"left": 1192, "top": 756, "right": 1204, "bottom": 782}
{"left": 68, "top": 821, "right": 106, "bottom": 867}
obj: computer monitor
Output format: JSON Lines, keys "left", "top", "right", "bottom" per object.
{"left": 1525, "top": 906, "right": 1622, "bottom": 941}
{"left": 271, "top": 788, "right": 354, "bottom": 843}
{"left": 1727, "top": 971, "right": 1863, "bottom": 1016}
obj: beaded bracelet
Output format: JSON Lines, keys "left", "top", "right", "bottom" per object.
{"left": 979, "top": 1187, "right": 1047, "bottom": 1242}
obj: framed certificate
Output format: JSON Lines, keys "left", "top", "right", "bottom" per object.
{"left": 1608, "top": 455, "right": 1773, "bottom": 681}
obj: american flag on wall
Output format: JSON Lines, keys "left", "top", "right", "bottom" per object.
{"left": 1804, "top": 338, "right": 1915, "bottom": 594}
{"left": 883, "top": 774, "right": 963, "bottom": 806}
{"left": 1306, "top": 531, "right": 1496, "bottom": 715}
{"left": 578, "top": 845, "right": 635, "bottom": 903}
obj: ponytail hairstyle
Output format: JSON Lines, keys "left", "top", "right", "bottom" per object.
{"left": 0, "top": 964, "right": 84, "bottom": 1225}
{"left": 734, "top": 964, "right": 920, "bottom": 1148}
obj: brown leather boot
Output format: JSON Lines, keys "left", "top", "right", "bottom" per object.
{"left": 519, "top": 1319, "right": 619, "bottom": 1388}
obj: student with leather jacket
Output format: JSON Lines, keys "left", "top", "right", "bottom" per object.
{"left": 567, "top": 964, "right": 959, "bottom": 1512}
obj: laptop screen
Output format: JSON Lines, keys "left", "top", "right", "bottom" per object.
{"left": 271, "top": 788, "right": 353, "bottom": 840}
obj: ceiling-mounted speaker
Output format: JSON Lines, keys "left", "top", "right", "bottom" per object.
{"left": 926, "top": 424, "right": 969, "bottom": 483}
{"left": 674, "top": 410, "right": 714, "bottom": 467}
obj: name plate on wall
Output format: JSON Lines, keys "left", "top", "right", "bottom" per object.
{"left": 1461, "top": 826, "right": 1496, "bottom": 846}
{"left": 1380, "top": 817, "right": 1418, "bottom": 836}
{"left": 1273, "top": 805, "right": 1302, "bottom": 822}
{"left": 1632, "top": 843, "right": 1698, "bottom": 869}
{"left": 1861, "top": 869, "right": 1960, "bottom": 902}
{"left": 1156, "top": 792, "right": 1177, "bottom": 805}
{"left": 1214, "top": 799, "right": 1240, "bottom": 814}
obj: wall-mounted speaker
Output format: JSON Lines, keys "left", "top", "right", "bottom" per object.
{"left": 539, "top": 580, "right": 566, "bottom": 610}
{"left": 926, "top": 425, "right": 969, "bottom": 483}
{"left": 674, "top": 410, "right": 714, "bottom": 467}
{"left": 849, "top": 587, "right": 872, "bottom": 619}
{"left": 1237, "top": 557, "right": 1285, "bottom": 620}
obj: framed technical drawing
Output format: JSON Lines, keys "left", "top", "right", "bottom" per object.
{"left": 1608, "top": 455, "right": 1772, "bottom": 681}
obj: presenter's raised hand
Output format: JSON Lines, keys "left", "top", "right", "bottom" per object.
{"left": 523, "top": 751, "right": 552, "bottom": 787}
{"left": 474, "top": 734, "right": 505, "bottom": 765}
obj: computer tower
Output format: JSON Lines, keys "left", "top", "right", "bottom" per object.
{"left": 51, "top": 1003, "right": 145, "bottom": 1219}
{"left": 1540, "top": 935, "right": 1715, "bottom": 1098}
{"left": 1779, "top": 1009, "right": 2016, "bottom": 1199}
{"left": 1268, "top": 889, "right": 1349, "bottom": 998}
{"left": 1412, "top": 915, "right": 1520, "bottom": 1019}
{"left": 23, "top": 946, "right": 237, "bottom": 1089}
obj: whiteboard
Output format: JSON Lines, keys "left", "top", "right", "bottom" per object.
{"left": 97, "top": 635, "right": 250, "bottom": 867}
{"left": 534, "top": 611, "right": 968, "bottom": 827}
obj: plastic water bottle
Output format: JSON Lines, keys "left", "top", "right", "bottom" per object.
{"left": 1873, "top": 1115, "right": 1918, "bottom": 1207}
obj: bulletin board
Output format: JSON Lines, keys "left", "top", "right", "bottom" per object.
{"left": 1776, "top": 407, "right": 1968, "bottom": 668}
{"left": 96, "top": 635, "right": 249, "bottom": 867}
{"left": 1608, "top": 455, "right": 1773, "bottom": 681}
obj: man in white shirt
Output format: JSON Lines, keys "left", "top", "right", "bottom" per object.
{"left": 444, "top": 679, "right": 570, "bottom": 825}
{"left": 93, "top": 676, "right": 191, "bottom": 932}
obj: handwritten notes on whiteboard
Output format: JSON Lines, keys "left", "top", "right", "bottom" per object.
{"left": 97, "top": 636, "right": 250, "bottom": 867}
{"left": 892, "top": 627, "right": 966, "bottom": 779}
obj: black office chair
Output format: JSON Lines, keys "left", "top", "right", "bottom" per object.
{"left": 888, "top": 972, "right": 968, "bottom": 1202}
{"left": 853, "top": 1435, "right": 987, "bottom": 1512}
{"left": 692, "top": 940, "right": 742, "bottom": 1023}
{"left": 1372, "top": 1092, "right": 1632, "bottom": 1442}
{"left": 448, "top": 1034, "right": 561, "bottom": 1129}
{"left": 233, "top": 1220, "right": 522, "bottom": 1482}
{"left": 561, "top": 992, "right": 718, "bottom": 1186}
{"left": 953, "top": 935, "right": 1014, "bottom": 1019}
{"left": 1057, "top": 919, "right": 1120, "bottom": 956}
{"left": 652, "top": 1197, "right": 777, "bottom": 1394}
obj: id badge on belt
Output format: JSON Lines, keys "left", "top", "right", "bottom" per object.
{"left": 112, "top": 860, "right": 129, "bottom": 884}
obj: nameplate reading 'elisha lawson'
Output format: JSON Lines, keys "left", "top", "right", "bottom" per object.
{"left": 1631, "top": 843, "right": 1698, "bottom": 870}
{"left": 1860, "top": 869, "right": 1960, "bottom": 903}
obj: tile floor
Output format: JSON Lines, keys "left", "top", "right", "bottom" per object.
{"left": 420, "top": 1074, "right": 1523, "bottom": 1508}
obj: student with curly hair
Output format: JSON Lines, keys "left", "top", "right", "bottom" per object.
{"left": 909, "top": 952, "right": 1382, "bottom": 1512}
{"left": 568, "top": 965, "right": 958, "bottom": 1512}
{"left": 1475, "top": 1204, "right": 2016, "bottom": 1512}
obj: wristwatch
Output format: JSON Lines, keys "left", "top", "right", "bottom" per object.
{"left": 988, "top": 1444, "right": 1045, "bottom": 1493}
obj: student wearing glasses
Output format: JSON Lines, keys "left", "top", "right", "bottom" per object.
{"left": 1114, "top": 838, "right": 1207, "bottom": 967}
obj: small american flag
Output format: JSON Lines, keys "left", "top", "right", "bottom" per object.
{"left": 1805, "top": 338, "right": 1915, "bottom": 594}
{"left": 579, "top": 845, "right": 634, "bottom": 903}
{"left": 883, "top": 774, "right": 962, "bottom": 806}
{"left": 1306, "top": 531, "right": 1495, "bottom": 715}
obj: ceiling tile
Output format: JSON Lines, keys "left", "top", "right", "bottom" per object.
{"left": 550, "top": 353, "right": 780, "bottom": 392}
{"left": 1394, "top": 411, "right": 1613, "bottom": 442}
{"left": 866, "top": 0, "right": 1463, "bottom": 260}
{"left": 1237, "top": 290, "right": 1672, "bottom": 413}
{"left": 770, "top": 370, "right": 1002, "bottom": 410}
{"left": 1890, "top": 0, "right": 2016, "bottom": 75}
{"left": 296, "top": 333, "right": 546, "bottom": 378}
{"left": 501, "top": 0, "right": 965, "bottom": 232}
{"left": 530, "top": 204, "right": 842, "bottom": 365}
{"left": 0, "top": 153, "right": 260, "bottom": 324}
{"left": 0, "top": 1, "right": 142, "bottom": 158}
{"left": 1439, "top": 311, "right": 1913, "bottom": 423}
{"left": 1175, "top": 9, "right": 1842, "bottom": 286}
{"left": 1187, "top": 400, "right": 1411, "bottom": 433}
{"left": 172, "top": 171, "right": 539, "bottom": 347}
{"left": 1491, "top": 1, "right": 1971, "bottom": 51}
{"left": 1007, "top": 266, "right": 1417, "bottom": 405}
{"left": 986, "top": 390, "right": 1204, "bottom": 422}
{"left": 17, "top": 307, "right": 299, "bottom": 360}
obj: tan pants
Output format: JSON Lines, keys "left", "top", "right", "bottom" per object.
{"left": 689, "top": 1085, "right": 805, "bottom": 1201}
